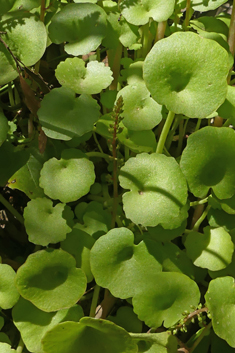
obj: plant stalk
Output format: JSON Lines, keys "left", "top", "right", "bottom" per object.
{"left": 184, "top": 0, "right": 191, "bottom": 29}
{"left": 155, "top": 21, "right": 167, "bottom": 42}
{"left": 156, "top": 111, "right": 175, "bottom": 154}
{"left": 89, "top": 285, "right": 100, "bottom": 317}
{"left": 228, "top": 0, "right": 235, "bottom": 58}
{"left": 0, "top": 194, "right": 24, "bottom": 225}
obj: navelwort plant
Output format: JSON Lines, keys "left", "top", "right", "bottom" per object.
{"left": 1, "top": 0, "right": 235, "bottom": 352}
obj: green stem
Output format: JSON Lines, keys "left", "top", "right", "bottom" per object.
{"left": 223, "top": 118, "right": 232, "bottom": 127}
{"left": 0, "top": 194, "right": 24, "bottom": 225}
{"left": 86, "top": 151, "right": 111, "bottom": 162}
{"left": 34, "top": 0, "right": 46, "bottom": 75}
{"left": 194, "top": 118, "right": 201, "bottom": 132}
{"left": 192, "top": 205, "right": 211, "bottom": 232}
{"left": 89, "top": 285, "right": 100, "bottom": 317}
{"left": 165, "top": 115, "right": 180, "bottom": 150}
{"left": 156, "top": 111, "right": 175, "bottom": 154}
{"left": 16, "top": 337, "right": 24, "bottom": 353}
{"left": 190, "top": 322, "right": 212, "bottom": 353}
{"left": 8, "top": 83, "right": 15, "bottom": 107}
{"left": 184, "top": 0, "right": 191, "bottom": 29}
{"left": 190, "top": 197, "right": 209, "bottom": 207}
{"left": 92, "top": 131, "right": 104, "bottom": 154}
{"left": 175, "top": 119, "right": 184, "bottom": 157}
{"left": 141, "top": 22, "right": 150, "bottom": 57}
{"left": 108, "top": 43, "right": 123, "bottom": 90}
{"left": 228, "top": 0, "right": 235, "bottom": 58}
{"left": 155, "top": 21, "right": 167, "bottom": 42}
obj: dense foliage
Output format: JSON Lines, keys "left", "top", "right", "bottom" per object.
{"left": 1, "top": 0, "right": 235, "bottom": 352}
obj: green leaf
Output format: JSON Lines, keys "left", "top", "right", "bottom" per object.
{"left": 0, "top": 264, "right": 19, "bottom": 309}
{"left": 0, "top": 110, "right": 9, "bottom": 146}
{"left": 211, "top": 330, "right": 235, "bottom": 353}
{"left": 180, "top": 127, "right": 235, "bottom": 199}
{"left": 191, "top": 0, "right": 228, "bottom": 12}
{"left": 42, "top": 317, "right": 138, "bottom": 353}
{"left": 38, "top": 87, "right": 100, "bottom": 141}
{"left": 117, "top": 83, "right": 163, "bottom": 131}
{"left": 39, "top": 149, "right": 95, "bottom": 203}
{"left": 147, "top": 220, "right": 187, "bottom": 242}
{"left": 0, "top": 0, "right": 15, "bottom": 15}
{"left": 48, "top": 3, "right": 107, "bottom": 56}
{"left": 143, "top": 32, "right": 229, "bottom": 119}
{"left": 217, "top": 85, "right": 235, "bottom": 124}
{"left": 130, "top": 331, "right": 178, "bottom": 353}
{"left": 108, "top": 306, "right": 142, "bottom": 333}
{"left": 15, "top": 248, "right": 87, "bottom": 312}
{"left": 61, "top": 227, "right": 95, "bottom": 282}
{"left": 0, "top": 343, "right": 16, "bottom": 353}
{"left": 55, "top": 58, "right": 113, "bottom": 95}
{"left": 208, "top": 207, "right": 235, "bottom": 232}
{"left": 10, "top": 0, "right": 41, "bottom": 11}
{"left": 0, "top": 142, "right": 30, "bottom": 187}
{"left": 185, "top": 226, "right": 234, "bottom": 271}
{"left": 120, "top": 0, "right": 175, "bottom": 26}
{"left": 8, "top": 153, "right": 45, "bottom": 199}
{"left": 0, "top": 11, "right": 47, "bottom": 85}
{"left": 12, "top": 297, "right": 83, "bottom": 353}
{"left": 90, "top": 227, "right": 163, "bottom": 298}
{"left": 132, "top": 272, "right": 200, "bottom": 328}
{"left": 118, "top": 128, "right": 157, "bottom": 153}
{"left": 205, "top": 276, "right": 235, "bottom": 348}
{"left": 190, "top": 17, "right": 229, "bottom": 38}
{"left": 74, "top": 201, "right": 111, "bottom": 238}
{"left": 119, "top": 153, "right": 188, "bottom": 227}
{"left": 24, "top": 197, "right": 73, "bottom": 246}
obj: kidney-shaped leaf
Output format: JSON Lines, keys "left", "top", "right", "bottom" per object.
{"left": 48, "top": 3, "right": 107, "bottom": 56}
{"left": 117, "top": 83, "right": 163, "bottom": 131}
{"left": 39, "top": 149, "right": 95, "bottom": 203}
{"left": 143, "top": 32, "right": 229, "bottom": 119}
{"left": 185, "top": 226, "right": 234, "bottom": 271}
{"left": 90, "top": 227, "right": 163, "bottom": 299}
{"left": 24, "top": 197, "right": 73, "bottom": 246}
{"left": 132, "top": 272, "right": 200, "bottom": 328}
{"left": 130, "top": 331, "right": 178, "bottom": 353}
{"left": 61, "top": 227, "right": 95, "bottom": 283}
{"left": 15, "top": 248, "right": 87, "bottom": 312}
{"left": 0, "top": 343, "right": 16, "bottom": 353}
{"left": 205, "top": 276, "right": 235, "bottom": 348}
{"left": 217, "top": 85, "right": 235, "bottom": 124}
{"left": 55, "top": 58, "right": 113, "bottom": 95}
{"left": 0, "top": 11, "right": 47, "bottom": 85}
{"left": 13, "top": 297, "right": 83, "bottom": 353}
{"left": 0, "top": 264, "right": 19, "bottom": 309}
{"left": 191, "top": 0, "right": 228, "bottom": 12}
{"left": 42, "top": 317, "right": 138, "bottom": 353}
{"left": 119, "top": 153, "right": 188, "bottom": 227}
{"left": 38, "top": 87, "right": 100, "bottom": 141}
{"left": 120, "top": 0, "right": 175, "bottom": 26}
{"left": 180, "top": 127, "right": 235, "bottom": 199}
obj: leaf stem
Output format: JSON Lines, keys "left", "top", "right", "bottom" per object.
{"left": 190, "top": 197, "right": 208, "bottom": 207}
{"left": 86, "top": 151, "right": 111, "bottom": 162}
{"left": 89, "top": 284, "right": 100, "bottom": 317}
{"left": 190, "top": 322, "right": 212, "bottom": 353}
{"left": 155, "top": 21, "right": 167, "bottom": 42}
{"left": 192, "top": 204, "right": 211, "bottom": 232}
{"left": 156, "top": 111, "right": 175, "bottom": 154}
{"left": 184, "top": 0, "right": 191, "bottom": 29}
{"left": 0, "top": 194, "right": 24, "bottom": 225}
{"left": 228, "top": 0, "right": 235, "bottom": 58}
{"left": 16, "top": 336, "right": 24, "bottom": 353}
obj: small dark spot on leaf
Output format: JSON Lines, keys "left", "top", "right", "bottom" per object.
{"left": 138, "top": 190, "right": 144, "bottom": 195}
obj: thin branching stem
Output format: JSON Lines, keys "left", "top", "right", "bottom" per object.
{"left": 0, "top": 194, "right": 24, "bottom": 225}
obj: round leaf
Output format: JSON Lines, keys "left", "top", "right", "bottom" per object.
{"left": 117, "top": 83, "right": 163, "bottom": 131}
{"left": 180, "top": 127, "right": 235, "bottom": 199}
{"left": 120, "top": 0, "right": 175, "bottom": 26}
{"left": 205, "top": 276, "right": 235, "bottom": 348}
{"left": 24, "top": 197, "right": 73, "bottom": 246}
{"left": 217, "top": 85, "right": 235, "bottom": 124}
{"left": 13, "top": 297, "right": 83, "bottom": 353}
{"left": 0, "top": 0, "right": 15, "bottom": 15}
{"left": 143, "top": 32, "right": 229, "bottom": 119}
{"left": 0, "top": 264, "right": 19, "bottom": 309}
{"left": 185, "top": 226, "right": 234, "bottom": 271}
{"left": 191, "top": 0, "right": 228, "bottom": 12}
{"left": 0, "top": 343, "right": 16, "bottom": 353}
{"left": 0, "top": 12, "right": 47, "bottom": 85}
{"left": 119, "top": 153, "right": 188, "bottom": 227}
{"left": 39, "top": 149, "right": 95, "bottom": 203}
{"left": 108, "top": 306, "right": 142, "bottom": 333}
{"left": 48, "top": 3, "right": 107, "bottom": 56}
{"left": 15, "top": 248, "right": 87, "bottom": 312}
{"left": 61, "top": 227, "right": 95, "bottom": 282}
{"left": 130, "top": 332, "right": 178, "bottom": 353}
{"left": 55, "top": 58, "right": 113, "bottom": 95}
{"left": 132, "top": 272, "right": 200, "bottom": 328}
{"left": 38, "top": 87, "right": 100, "bottom": 141}
{"left": 90, "top": 227, "right": 163, "bottom": 298}
{"left": 42, "top": 317, "right": 138, "bottom": 353}
{"left": 10, "top": 0, "right": 41, "bottom": 11}
{"left": 0, "top": 110, "right": 9, "bottom": 146}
